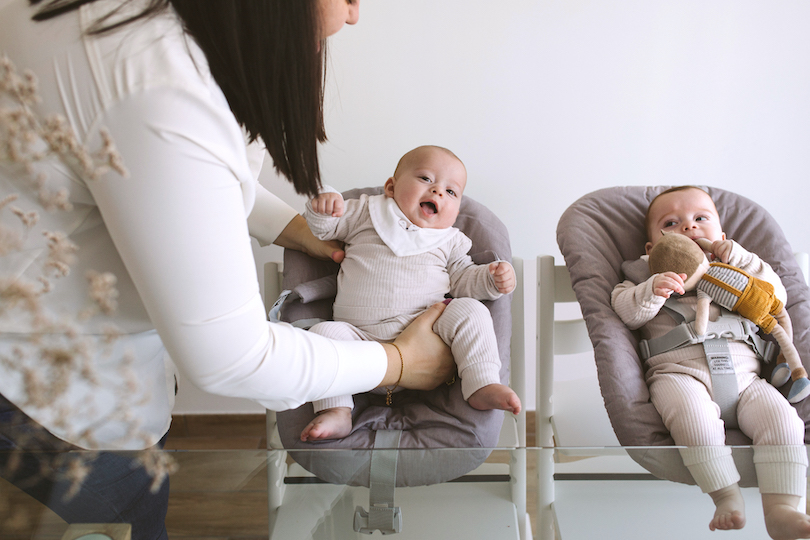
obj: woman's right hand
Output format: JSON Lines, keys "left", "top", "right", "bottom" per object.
{"left": 275, "top": 214, "right": 345, "bottom": 263}
{"left": 381, "top": 302, "right": 455, "bottom": 391}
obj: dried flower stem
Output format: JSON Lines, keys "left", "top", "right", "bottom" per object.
{"left": 1, "top": 54, "right": 174, "bottom": 518}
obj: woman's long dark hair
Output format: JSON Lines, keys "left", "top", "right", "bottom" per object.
{"left": 31, "top": 0, "right": 327, "bottom": 197}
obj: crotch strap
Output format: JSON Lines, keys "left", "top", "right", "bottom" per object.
{"left": 354, "top": 429, "right": 403, "bottom": 535}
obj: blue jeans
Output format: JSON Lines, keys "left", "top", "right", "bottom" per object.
{"left": 0, "top": 393, "right": 170, "bottom": 540}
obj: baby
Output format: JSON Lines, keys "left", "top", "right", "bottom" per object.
{"left": 611, "top": 186, "right": 810, "bottom": 539}
{"left": 300, "top": 145, "right": 521, "bottom": 442}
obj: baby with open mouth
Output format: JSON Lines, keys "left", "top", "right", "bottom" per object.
{"left": 299, "top": 145, "right": 521, "bottom": 442}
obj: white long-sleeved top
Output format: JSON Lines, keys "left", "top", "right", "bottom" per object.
{"left": 0, "top": 0, "right": 386, "bottom": 450}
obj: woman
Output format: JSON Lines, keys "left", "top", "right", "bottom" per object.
{"left": 0, "top": 1, "right": 454, "bottom": 537}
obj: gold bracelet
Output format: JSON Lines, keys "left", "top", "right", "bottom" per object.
{"left": 385, "top": 343, "right": 404, "bottom": 406}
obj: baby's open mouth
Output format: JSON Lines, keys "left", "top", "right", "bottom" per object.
{"left": 420, "top": 201, "right": 437, "bottom": 214}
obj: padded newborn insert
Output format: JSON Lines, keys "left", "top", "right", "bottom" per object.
{"left": 275, "top": 187, "right": 513, "bottom": 487}
{"left": 557, "top": 186, "right": 810, "bottom": 486}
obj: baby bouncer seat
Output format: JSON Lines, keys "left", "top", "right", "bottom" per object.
{"left": 264, "top": 187, "right": 528, "bottom": 539}
{"left": 555, "top": 185, "right": 810, "bottom": 487}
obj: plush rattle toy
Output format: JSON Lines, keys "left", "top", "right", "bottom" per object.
{"left": 648, "top": 233, "right": 810, "bottom": 403}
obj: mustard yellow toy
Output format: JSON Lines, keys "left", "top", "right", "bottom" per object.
{"left": 648, "top": 233, "right": 810, "bottom": 403}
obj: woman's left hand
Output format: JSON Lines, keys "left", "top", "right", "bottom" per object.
{"left": 382, "top": 302, "right": 455, "bottom": 390}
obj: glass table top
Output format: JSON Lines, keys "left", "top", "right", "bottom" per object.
{"left": 2, "top": 445, "right": 804, "bottom": 540}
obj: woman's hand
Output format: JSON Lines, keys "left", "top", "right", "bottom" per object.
{"left": 381, "top": 302, "right": 455, "bottom": 390}
{"left": 274, "top": 214, "right": 344, "bottom": 263}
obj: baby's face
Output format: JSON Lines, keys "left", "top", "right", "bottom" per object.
{"left": 645, "top": 188, "right": 725, "bottom": 255}
{"left": 384, "top": 147, "right": 466, "bottom": 230}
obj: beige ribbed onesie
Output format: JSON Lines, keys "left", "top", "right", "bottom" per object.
{"left": 611, "top": 241, "right": 806, "bottom": 496}
{"left": 305, "top": 193, "right": 505, "bottom": 412}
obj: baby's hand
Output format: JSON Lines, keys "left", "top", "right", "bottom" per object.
{"left": 310, "top": 192, "right": 344, "bottom": 217}
{"left": 709, "top": 239, "right": 733, "bottom": 264}
{"left": 652, "top": 272, "right": 686, "bottom": 298}
{"left": 490, "top": 261, "right": 515, "bottom": 294}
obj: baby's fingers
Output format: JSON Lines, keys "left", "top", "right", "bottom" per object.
{"left": 331, "top": 198, "right": 345, "bottom": 217}
{"left": 653, "top": 272, "right": 686, "bottom": 297}
{"left": 712, "top": 240, "right": 733, "bottom": 263}
{"left": 490, "top": 262, "right": 516, "bottom": 293}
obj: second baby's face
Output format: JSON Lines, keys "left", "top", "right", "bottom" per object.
{"left": 384, "top": 147, "right": 467, "bottom": 230}
{"left": 645, "top": 187, "right": 726, "bottom": 255}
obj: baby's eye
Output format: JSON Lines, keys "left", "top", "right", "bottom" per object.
{"left": 419, "top": 176, "right": 432, "bottom": 183}
{"left": 695, "top": 216, "right": 708, "bottom": 222}
{"left": 446, "top": 189, "right": 456, "bottom": 197}
{"left": 663, "top": 220, "right": 678, "bottom": 228}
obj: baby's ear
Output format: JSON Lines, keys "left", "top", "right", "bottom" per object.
{"left": 383, "top": 177, "right": 395, "bottom": 198}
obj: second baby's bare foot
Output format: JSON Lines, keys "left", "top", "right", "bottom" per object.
{"left": 709, "top": 484, "right": 746, "bottom": 531}
{"left": 300, "top": 407, "right": 352, "bottom": 442}
{"left": 468, "top": 384, "right": 522, "bottom": 414}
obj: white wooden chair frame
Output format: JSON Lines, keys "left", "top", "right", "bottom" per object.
{"left": 262, "top": 259, "right": 531, "bottom": 539}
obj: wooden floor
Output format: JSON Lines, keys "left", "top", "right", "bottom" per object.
{"left": 1, "top": 413, "right": 539, "bottom": 539}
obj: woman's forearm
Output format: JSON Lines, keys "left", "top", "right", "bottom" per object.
{"left": 247, "top": 185, "right": 300, "bottom": 247}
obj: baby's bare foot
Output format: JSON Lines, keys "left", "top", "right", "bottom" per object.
{"left": 300, "top": 407, "right": 352, "bottom": 442}
{"left": 468, "top": 384, "right": 521, "bottom": 414}
{"left": 709, "top": 484, "right": 746, "bottom": 531}
{"left": 763, "top": 494, "right": 810, "bottom": 540}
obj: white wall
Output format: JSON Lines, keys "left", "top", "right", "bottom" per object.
{"left": 173, "top": 0, "right": 810, "bottom": 414}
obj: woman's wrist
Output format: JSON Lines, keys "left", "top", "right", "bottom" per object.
{"left": 273, "top": 214, "right": 311, "bottom": 252}
{"left": 380, "top": 343, "right": 403, "bottom": 387}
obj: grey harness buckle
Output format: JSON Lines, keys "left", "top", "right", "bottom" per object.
{"left": 639, "top": 321, "right": 703, "bottom": 360}
{"left": 354, "top": 506, "right": 403, "bottom": 536}
{"left": 354, "top": 430, "right": 403, "bottom": 535}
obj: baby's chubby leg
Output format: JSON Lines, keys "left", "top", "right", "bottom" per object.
{"left": 649, "top": 371, "right": 744, "bottom": 531}
{"left": 433, "top": 298, "right": 521, "bottom": 414}
{"left": 761, "top": 494, "right": 810, "bottom": 540}
{"left": 739, "top": 379, "right": 810, "bottom": 538}
{"left": 300, "top": 321, "right": 366, "bottom": 442}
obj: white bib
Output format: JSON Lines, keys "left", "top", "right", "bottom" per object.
{"left": 368, "top": 195, "right": 458, "bottom": 257}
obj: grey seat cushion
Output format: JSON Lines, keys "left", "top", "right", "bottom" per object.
{"left": 557, "top": 186, "right": 810, "bottom": 486}
{"left": 275, "top": 187, "right": 512, "bottom": 487}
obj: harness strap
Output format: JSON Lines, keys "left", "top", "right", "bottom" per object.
{"left": 353, "top": 429, "right": 403, "bottom": 535}
{"left": 704, "top": 338, "right": 739, "bottom": 429}
{"left": 640, "top": 317, "right": 775, "bottom": 362}
{"left": 639, "top": 298, "right": 750, "bottom": 428}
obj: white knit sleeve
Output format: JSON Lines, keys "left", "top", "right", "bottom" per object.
{"left": 611, "top": 277, "right": 666, "bottom": 330}
{"left": 446, "top": 235, "right": 502, "bottom": 301}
